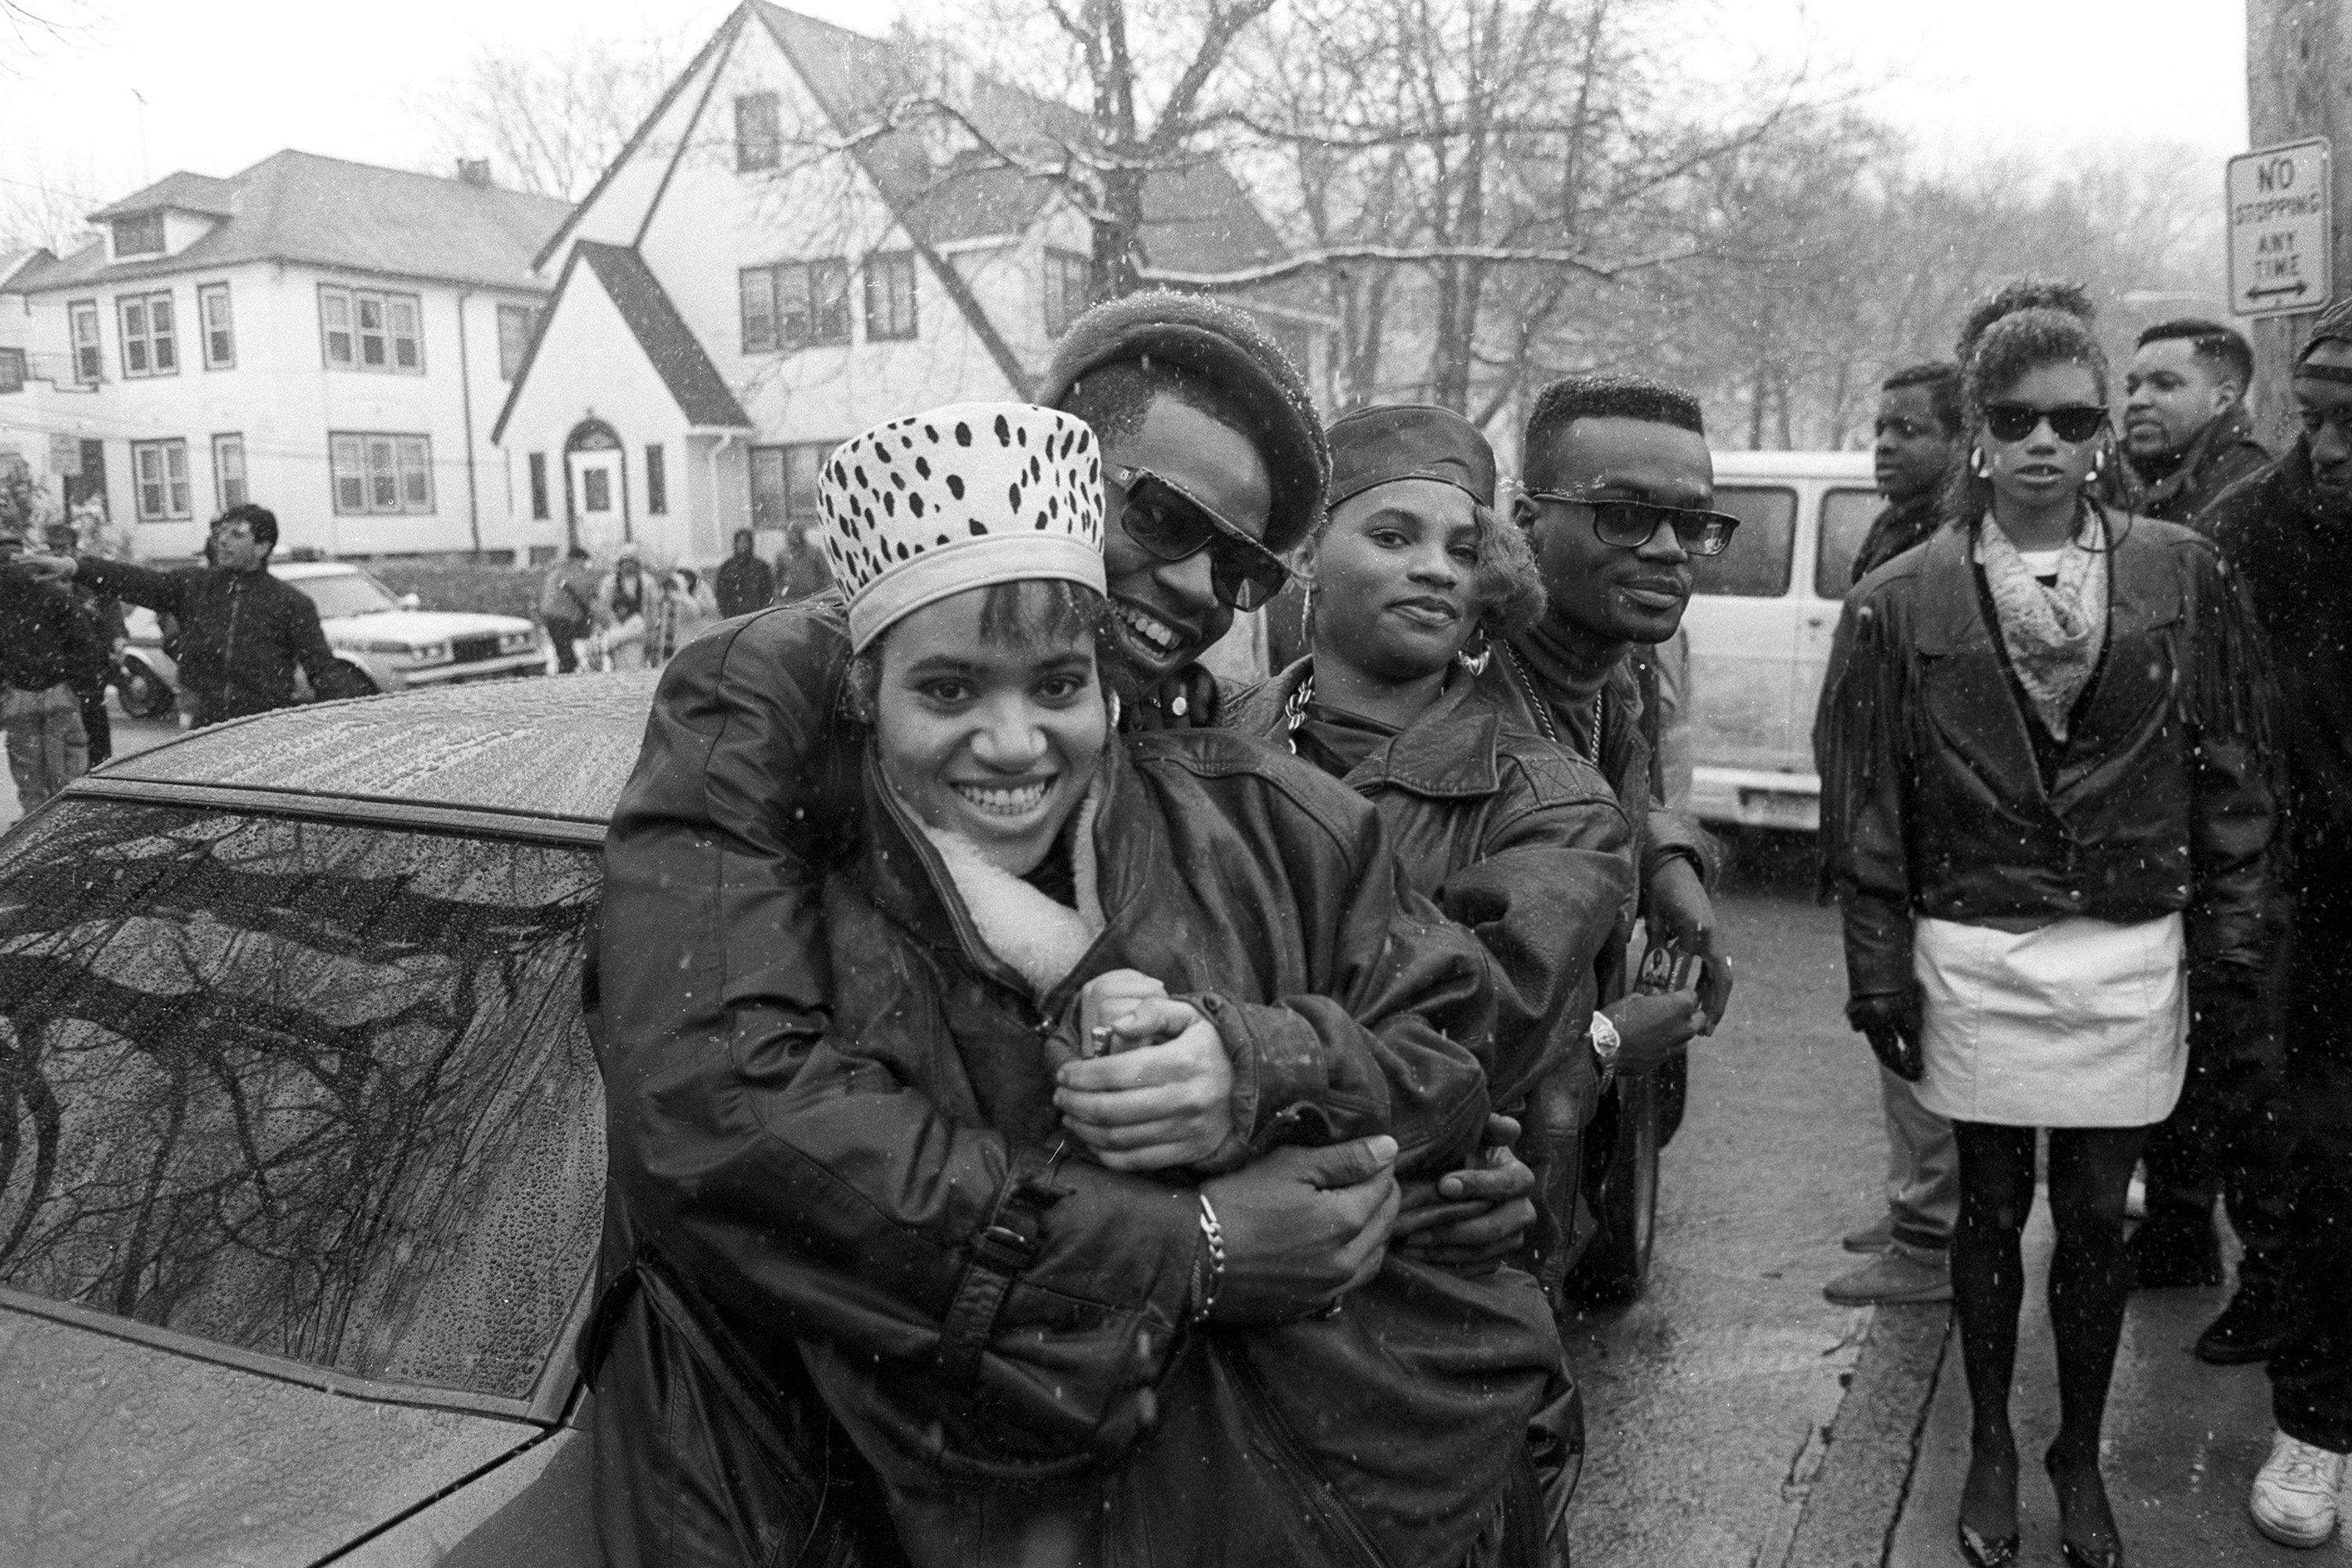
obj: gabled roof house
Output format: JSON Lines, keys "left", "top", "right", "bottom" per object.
{"left": 2, "top": 152, "right": 568, "bottom": 561}
{"left": 494, "top": 0, "right": 1328, "bottom": 566}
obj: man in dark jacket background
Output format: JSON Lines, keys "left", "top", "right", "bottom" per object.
{"left": 20, "top": 503, "right": 349, "bottom": 727}
{"left": 2124, "top": 319, "right": 2270, "bottom": 526}
{"left": 42, "top": 520, "right": 124, "bottom": 764}
{"left": 712, "top": 528, "right": 775, "bottom": 619}
{"left": 0, "top": 521, "right": 102, "bottom": 811}
{"left": 1849, "top": 362, "right": 1964, "bottom": 585}
{"left": 1824, "top": 361, "right": 1964, "bottom": 1306}
{"left": 2196, "top": 301, "right": 2352, "bottom": 1548}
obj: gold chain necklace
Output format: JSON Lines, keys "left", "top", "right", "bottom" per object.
{"left": 1504, "top": 644, "right": 1602, "bottom": 764}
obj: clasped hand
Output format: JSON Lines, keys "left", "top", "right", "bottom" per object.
{"left": 1055, "top": 970, "right": 1235, "bottom": 1171}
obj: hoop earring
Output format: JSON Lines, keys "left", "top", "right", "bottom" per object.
{"left": 1301, "top": 583, "right": 1316, "bottom": 631}
{"left": 1969, "top": 447, "right": 1989, "bottom": 477}
{"left": 1456, "top": 630, "right": 1492, "bottom": 676}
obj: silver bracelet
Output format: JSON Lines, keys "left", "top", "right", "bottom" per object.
{"left": 1192, "top": 1192, "right": 1225, "bottom": 1325}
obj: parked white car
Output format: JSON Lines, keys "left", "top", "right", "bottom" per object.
{"left": 1682, "top": 450, "right": 1883, "bottom": 833}
{"left": 117, "top": 561, "right": 542, "bottom": 718}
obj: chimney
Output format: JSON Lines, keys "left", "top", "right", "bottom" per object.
{"left": 456, "top": 158, "right": 493, "bottom": 188}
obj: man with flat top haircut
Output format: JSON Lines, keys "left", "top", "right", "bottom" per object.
{"left": 2123, "top": 318, "right": 2269, "bottom": 525}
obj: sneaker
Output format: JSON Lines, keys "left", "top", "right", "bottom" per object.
{"left": 2198, "top": 1281, "right": 2290, "bottom": 1366}
{"left": 1842, "top": 1216, "right": 1895, "bottom": 1254}
{"left": 2126, "top": 1211, "right": 2223, "bottom": 1290}
{"left": 1824, "top": 1243, "right": 1953, "bottom": 1305}
{"left": 2251, "top": 1431, "right": 2347, "bottom": 1548}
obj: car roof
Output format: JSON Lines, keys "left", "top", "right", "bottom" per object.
{"left": 91, "top": 673, "right": 660, "bottom": 827}
{"left": 271, "top": 561, "right": 366, "bottom": 579}
{"left": 1711, "top": 449, "right": 1877, "bottom": 481}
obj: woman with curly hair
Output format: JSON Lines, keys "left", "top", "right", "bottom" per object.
{"left": 1819, "top": 295, "right": 2276, "bottom": 1567}
{"left": 1227, "top": 405, "right": 1662, "bottom": 1330}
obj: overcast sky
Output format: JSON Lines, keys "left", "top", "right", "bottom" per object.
{"left": 1, "top": 0, "right": 2247, "bottom": 226}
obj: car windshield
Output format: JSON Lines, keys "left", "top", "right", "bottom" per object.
{"left": 296, "top": 571, "right": 405, "bottom": 620}
{"left": 0, "top": 799, "right": 603, "bottom": 1403}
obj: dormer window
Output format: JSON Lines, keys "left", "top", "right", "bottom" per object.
{"left": 112, "top": 213, "right": 165, "bottom": 258}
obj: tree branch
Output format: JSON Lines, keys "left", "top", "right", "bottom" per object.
{"left": 1138, "top": 240, "right": 1699, "bottom": 290}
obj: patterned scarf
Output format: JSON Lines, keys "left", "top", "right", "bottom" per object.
{"left": 1975, "top": 508, "right": 2108, "bottom": 742}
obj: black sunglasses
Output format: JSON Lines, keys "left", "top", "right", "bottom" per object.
{"left": 1525, "top": 492, "right": 1742, "bottom": 557}
{"left": 1109, "top": 465, "right": 1290, "bottom": 612}
{"left": 1984, "top": 402, "right": 2108, "bottom": 444}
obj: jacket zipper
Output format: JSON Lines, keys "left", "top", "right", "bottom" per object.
{"left": 223, "top": 575, "right": 243, "bottom": 706}
{"left": 1218, "top": 1339, "right": 1396, "bottom": 1568}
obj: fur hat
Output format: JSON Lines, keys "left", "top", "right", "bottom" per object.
{"left": 817, "top": 402, "right": 1105, "bottom": 652}
{"left": 1035, "top": 290, "right": 1330, "bottom": 554}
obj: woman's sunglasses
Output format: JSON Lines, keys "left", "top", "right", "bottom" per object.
{"left": 1984, "top": 403, "right": 2109, "bottom": 445}
{"left": 1110, "top": 466, "right": 1290, "bottom": 612}
{"left": 1524, "top": 492, "right": 1742, "bottom": 557}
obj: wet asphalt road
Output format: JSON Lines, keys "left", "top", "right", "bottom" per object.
{"left": 1565, "top": 832, "right": 1890, "bottom": 1566}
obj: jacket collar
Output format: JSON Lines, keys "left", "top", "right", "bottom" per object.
{"left": 1230, "top": 655, "right": 1504, "bottom": 798}
{"left": 2136, "top": 401, "right": 2260, "bottom": 509}
{"left": 855, "top": 737, "right": 1155, "bottom": 1005}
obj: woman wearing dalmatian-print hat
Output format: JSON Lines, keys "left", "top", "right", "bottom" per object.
{"left": 605, "top": 396, "right": 1569, "bottom": 1568}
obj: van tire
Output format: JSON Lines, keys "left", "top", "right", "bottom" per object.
{"left": 1567, "top": 1072, "right": 1661, "bottom": 1307}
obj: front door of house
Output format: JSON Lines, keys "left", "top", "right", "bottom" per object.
{"left": 568, "top": 446, "right": 626, "bottom": 551}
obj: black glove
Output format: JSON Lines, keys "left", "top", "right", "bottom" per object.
{"left": 1847, "top": 991, "right": 1923, "bottom": 1082}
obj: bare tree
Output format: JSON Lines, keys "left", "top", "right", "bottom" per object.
{"left": 427, "top": 32, "right": 682, "bottom": 201}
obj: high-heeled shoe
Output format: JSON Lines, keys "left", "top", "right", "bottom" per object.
{"left": 2045, "top": 1450, "right": 2125, "bottom": 1568}
{"left": 1955, "top": 1521, "right": 2019, "bottom": 1568}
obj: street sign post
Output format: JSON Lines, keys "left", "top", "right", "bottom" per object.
{"left": 2229, "top": 137, "right": 2332, "bottom": 318}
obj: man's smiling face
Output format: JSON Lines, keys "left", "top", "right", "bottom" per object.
{"left": 1096, "top": 396, "right": 1272, "bottom": 681}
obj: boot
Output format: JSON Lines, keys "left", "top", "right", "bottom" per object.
{"left": 2125, "top": 1210, "right": 2221, "bottom": 1290}
{"left": 2197, "top": 1277, "right": 2290, "bottom": 1365}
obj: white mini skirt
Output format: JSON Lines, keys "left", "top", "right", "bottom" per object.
{"left": 1912, "top": 913, "right": 2187, "bottom": 1129}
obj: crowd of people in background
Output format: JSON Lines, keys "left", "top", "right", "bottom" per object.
{"left": 532, "top": 522, "right": 834, "bottom": 674}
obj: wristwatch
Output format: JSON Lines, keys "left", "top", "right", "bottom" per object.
{"left": 1588, "top": 1011, "right": 1623, "bottom": 1094}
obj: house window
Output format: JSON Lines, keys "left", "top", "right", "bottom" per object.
{"left": 735, "top": 93, "right": 781, "bottom": 172}
{"left": 528, "top": 452, "right": 550, "bottom": 520}
{"left": 0, "top": 347, "right": 22, "bottom": 394}
{"left": 70, "top": 301, "right": 101, "bottom": 384}
{"left": 130, "top": 438, "right": 191, "bottom": 521}
{"left": 112, "top": 213, "right": 165, "bottom": 258}
{"left": 740, "top": 260, "right": 851, "bottom": 354}
{"left": 497, "top": 303, "right": 538, "bottom": 379}
{"left": 318, "top": 285, "right": 423, "bottom": 373}
{"left": 1044, "top": 249, "right": 1091, "bottom": 338}
{"left": 329, "top": 431, "right": 435, "bottom": 516}
{"left": 212, "top": 434, "right": 247, "bottom": 510}
{"left": 750, "top": 442, "right": 832, "bottom": 532}
{"left": 198, "top": 283, "right": 234, "bottom": 369}
{"left": 118, "top": 291, "right": 178, "bottom": 378}
{"left": 863, "top": 251, "right": 918, "bottom": 342}
{"left": 645, "top": 445, "right": 667, "bottom": 515}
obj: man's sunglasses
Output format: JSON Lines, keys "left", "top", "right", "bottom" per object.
{"left": 1984, "top": 403, "right": 2108, "bottom": 445}
{"left": 1110, "top": 465, "right": 1290, "bottom": 612}
{"left": 1524, "top": 492, "right": 1742, "bottom": 557}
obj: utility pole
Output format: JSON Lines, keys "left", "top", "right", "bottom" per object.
{"left": 2246, "top": 2, "right": 2351, "bottom": 439}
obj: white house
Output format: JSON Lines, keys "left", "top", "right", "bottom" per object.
{"left": 494, "top": 1, "right": 1331, "bottom": 569}
{"left": 0, "top": 153, "right": 570, "bottom": 561}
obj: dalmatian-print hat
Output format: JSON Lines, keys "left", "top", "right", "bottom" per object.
{"left": 818, "top": 401, "right": 1106, "bottom": 652}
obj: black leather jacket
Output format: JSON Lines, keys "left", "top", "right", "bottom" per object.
{"left": 587, "top": 601, "right": 1557, "bottom": 1567}
{"left": 76, "top": 556, "right": 343, "bottom": 724}
{"left": 1814, "top": 512, "right": 2275, "bottom": 1003}
{"left": 1225, "top": 661, "right": 1635, "bottom": 1300}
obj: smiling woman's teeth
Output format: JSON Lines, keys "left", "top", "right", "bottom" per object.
{"left": 1116, "top": 603, "right": 1180, "bottom": 653}
{"left": 953, "top": 780, "right": 1051, "bottom": 815}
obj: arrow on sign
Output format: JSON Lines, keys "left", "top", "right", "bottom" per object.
{"left": 2249, "top": 280, "right": 2314, "bottom": 300}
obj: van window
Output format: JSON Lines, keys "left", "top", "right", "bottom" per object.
{"left": 1815, "top": 488, "right": 1884, "bottom": 597}
{"left": 1691, "top": 486, "right": 1795, "bottom": 597}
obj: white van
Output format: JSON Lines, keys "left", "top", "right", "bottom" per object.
{"left": 1681, "top": 450, "right": 1884, "bottom": 833}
